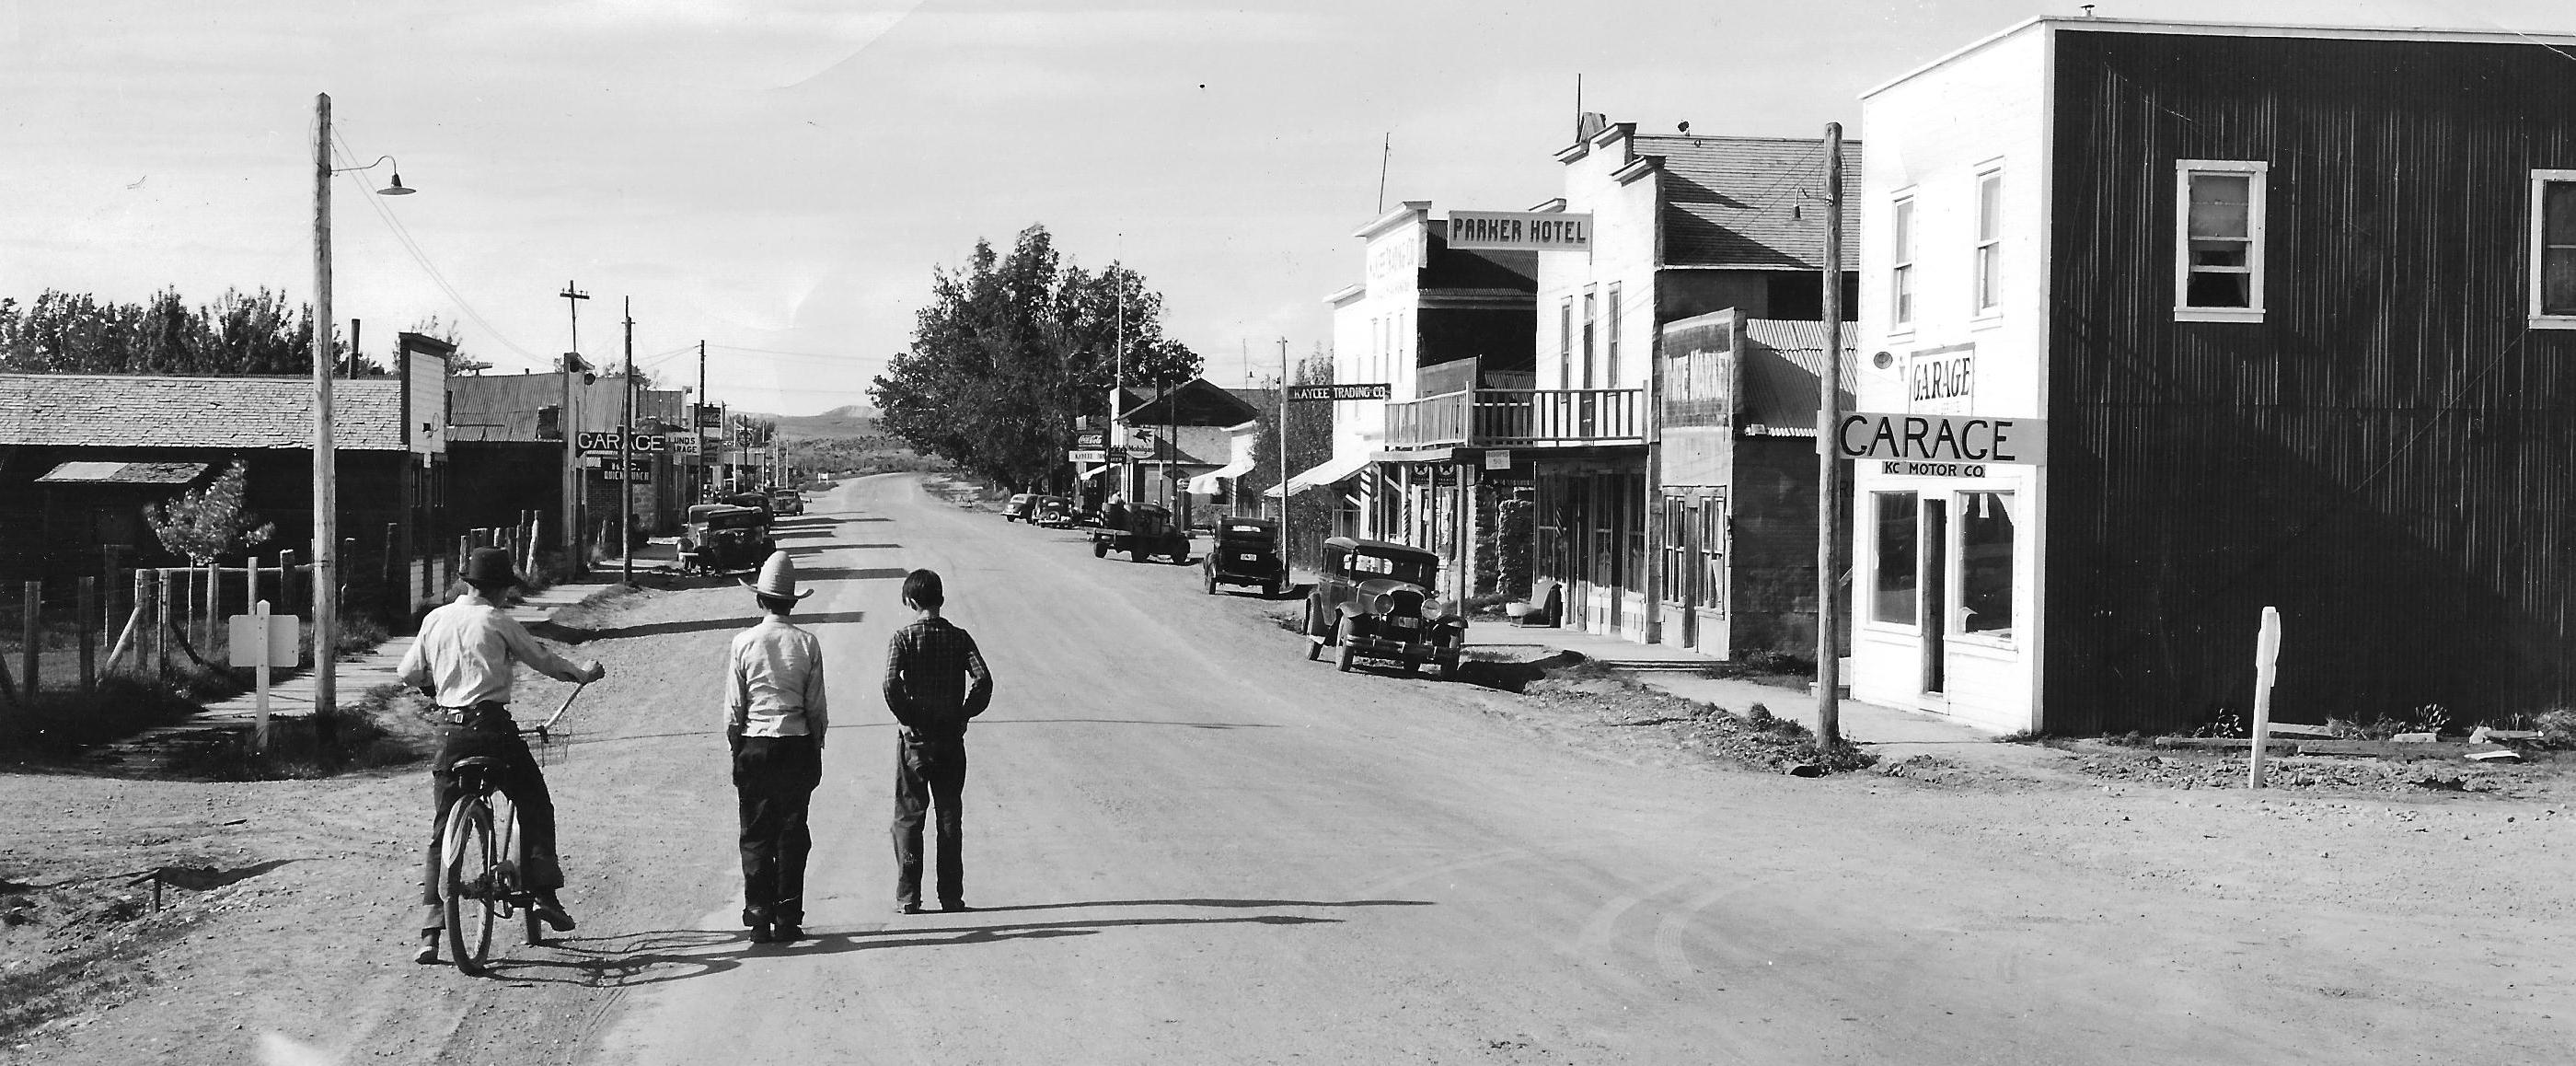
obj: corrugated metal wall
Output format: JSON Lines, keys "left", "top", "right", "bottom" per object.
{"left": 2046, "top": 31, "right": 2576, "bottom": 734}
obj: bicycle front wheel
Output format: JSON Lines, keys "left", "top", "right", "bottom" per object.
{"left": 493, "top": 794, "right": 541, "bottom": 946}
{"left": 441, "top": 798, "right": 499, "bottom": 976}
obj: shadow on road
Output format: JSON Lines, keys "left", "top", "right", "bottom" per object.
{"left": 491, "top": 910, "right": 1355, "bottom": 989}
{"left": 1448, "top": 651, "right": 1583, "bottom": 694}
{"left": 531, "top": 611, "right": 871, "bottom": 643}
{"left": 798, "top": 566, "right": 908, "bottom": 581}
{"left": 975, "top": 717, "right": 1281, "bottom": 730}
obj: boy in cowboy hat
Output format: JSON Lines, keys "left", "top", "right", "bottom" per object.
{"left": 400, "top": 546, "right": 606, "bottom": 964}
{"left": 884, "top": 568, "right": 991, "bottom": 914}
{"left": 725, "top": 550, "right": 829, "bottom": 942}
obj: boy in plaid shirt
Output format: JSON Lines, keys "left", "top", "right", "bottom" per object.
{"left": 883, "top": 569, "right": 992, "bottom": 913}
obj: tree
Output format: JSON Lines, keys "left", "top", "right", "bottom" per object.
{"left": 0, "top": 286, "right": 352, "bottom": 376}
{"left": 143, "top": 459, "right": 276, "bottom": 566}
{"left": 872, "top": 225, "right": 1200, "bottom": 492}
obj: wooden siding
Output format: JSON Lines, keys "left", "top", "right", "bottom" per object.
{"left": 2046, "top": 31, "right": 2576, "bottom": 735}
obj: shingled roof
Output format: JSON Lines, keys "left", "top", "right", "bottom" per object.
{"left": 1631, "top": 134, "right": 1864, "bottom": 270}
{"left": 0, "top": 373, "right": 410, "bottom": 451}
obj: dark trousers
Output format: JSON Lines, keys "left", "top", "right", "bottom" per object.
{"left": 891, "top": 735, "right": 966, "bottom": 908}
{"left": 734, "top": 735, "right": 823, "bottom": 925}
{"left": 420, "top": 715, "right": 560, "bottom": 933}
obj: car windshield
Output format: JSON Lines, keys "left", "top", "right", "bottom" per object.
{"left": 708, "top": 513, "right": 764, "bottom": 530}
{"left": 1346, "top": 550, "right": 1435, "bottom": 586}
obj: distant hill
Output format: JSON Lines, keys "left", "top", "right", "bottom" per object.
{"left": 770, "top": 404, "right": 879, "bottom": 442}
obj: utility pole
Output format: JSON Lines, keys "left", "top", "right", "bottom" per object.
{"left": 311, "top": 92, "right": 339, "bottom": 718}
{"left": 619, "top": 297, "right": 634, "bottom": 586}
{"left": 697, "top": 340, "right": 708, "bottom": 504}
{"left": 1113, "top": 262, "right": 1127, "bottom": 504}
{"left": 1277, "top": 336, "right": 1290, "bottom": 562}
{"left": 559, "top": 282, "right": 590, "bottom": 575}
{"left": 1817, "top": 122, "right": 1847, "bottom": 747}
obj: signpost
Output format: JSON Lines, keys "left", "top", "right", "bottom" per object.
{"left": 2249, "top": 607, "right": 2282, "bottom": 788}
{"left": 1285, "top": 384, "right": 1390, "bottom": 402}
{"left": 226, "top": 600, "right": 299, "bottom": 753}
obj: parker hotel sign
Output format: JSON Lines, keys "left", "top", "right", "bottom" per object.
{"left": 1445, "top": 211, "right": 1593, "bottom": 253}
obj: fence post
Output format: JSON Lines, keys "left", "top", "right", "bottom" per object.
{"left": 78, "top": 577, "right": 97, "bottom": 693}
{"left": 24, "top": 580, "right": 43, "bottom": 697}
{"left": 156, "top": 569, "right": 174, "bottom": 682}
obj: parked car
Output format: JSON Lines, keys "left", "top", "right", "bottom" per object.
{"left": 1002, "top": 492, "right": 1037, "bottom": 522}
{"left": 676, "top": 504, "right": 774, "bottom": 575}
{"left": 1202, "top": 516, "right": 1286, "bottom": 597}
{"left": 1088, "top": 502, "right": 1191, "bottom": 563}
{"left": 770, "top": 489, "right": 804, "bottom": 516}
{"left": 1302, "top": 537, "right": 1466, "bottom": 677}
{"left": 726, "top": 491, "right": 773, "bottom": 517}
{"left": 1032, "top": 494, "right": 1077, "bottom": 527}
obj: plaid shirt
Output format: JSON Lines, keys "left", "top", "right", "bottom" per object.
{"left": 883, "top": 617, "right": 992, "bottom": 739}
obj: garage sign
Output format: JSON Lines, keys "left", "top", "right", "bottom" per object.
{"left": 1832, "top": 412, "right": 2046, "bottom": 477}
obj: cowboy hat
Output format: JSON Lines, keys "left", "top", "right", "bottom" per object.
{"left": 463, "top": 546, "right": 520, "bottom": 588}
{"left": 743, "top": 550, "right": 815, "bottom": 600}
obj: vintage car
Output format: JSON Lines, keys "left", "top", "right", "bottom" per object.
{"left": 1032, "top": 494, "right": 1077, "bottom": 527}
{"left": 1002, "top": 492, "right": 1037, "bottom": 522}
{"left": 1088, "top": 502, "right": 1191, "bottom": 563}
{"left": 1201, "top": 516, "right": 1286, "bottom": 597}
{"left": 769, "top": 489, "right": 804, "bottom": 516}
{"left": 725, "top": 491, "right": 774, "bottom": 517}
{"left": 1302, "top": 537, "right": 1466, "bottom": 677}
{"left": 676, "top": 504, "right": 774, "bottom": 575}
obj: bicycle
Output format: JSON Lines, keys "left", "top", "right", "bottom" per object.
{"left": 436, "top": 682, "right": 584, "bottom": 977}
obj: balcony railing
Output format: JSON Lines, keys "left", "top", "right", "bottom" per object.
{"left": 1383, "top": 388, "right": 1646, "bottom": 450}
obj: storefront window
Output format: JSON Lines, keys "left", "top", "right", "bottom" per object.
{"left": 1873, "top": 492, "right": 1918, "bottom": 624}
{"left": 1660, "top": 497, "right": 1689, "bottom": 604}
{"left": 1959, "top": 491, "right": 2014, "bottom": 637}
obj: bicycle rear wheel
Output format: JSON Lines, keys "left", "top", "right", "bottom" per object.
{"left": 441, "top": 798, "right": 498, "bottom": 976}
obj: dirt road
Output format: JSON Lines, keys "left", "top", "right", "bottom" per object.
{"left": 9, "top": 472, "right": 2570, "bottom": 1064}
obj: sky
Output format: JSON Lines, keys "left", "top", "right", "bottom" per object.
{"left": 4, "top": 0, "right": 2569, "bottom": 415}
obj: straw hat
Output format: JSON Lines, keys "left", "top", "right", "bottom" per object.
{"left": 744, "top": 550, "right": 814, "bottom": 600}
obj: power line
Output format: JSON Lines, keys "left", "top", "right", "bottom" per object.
{"left": 329, "top": 135, "right": 545, "bottom": 364}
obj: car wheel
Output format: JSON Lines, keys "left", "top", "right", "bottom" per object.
{"left": 1264, "top": 576, "right": 1283, "bottom": 599}
{"left": 1093, "top": 539, "right": 1107, "bottom": 558}
{"left": 1437, "top": 655, "right": 1461, "bottom": 681}
{"left": 1130, "top": 548, "right": 1147, "bottom": 563}
{"left": 1336, "top": 642, "right": 1357, "bottom": 673}
{"left": 1203, "top": 569, "right": 1217, "bottom": 595}
{"left": 1304, "top": 607, "right": 1324, "bottom": 661}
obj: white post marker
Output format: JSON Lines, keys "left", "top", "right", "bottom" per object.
{"left": 227, "top": 600, "right": 300, "bottom": 753}
{"left": 2248, "top": 606, "right": 2281, "bottom": 789}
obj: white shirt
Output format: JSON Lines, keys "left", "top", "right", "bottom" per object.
{"left": 725, "top": 617, "right": 829, "bottom": 747}
{"left": 396, "top": 592, "right": 591, "bottom": 709}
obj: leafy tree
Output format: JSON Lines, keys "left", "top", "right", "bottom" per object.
{"left": 143, "top": 459, "right": 276, "bottom": 566}
{"left": 872, "top": 225, "right": 1200, "bottom": 492}
{"left": 0, "top": 286, "right": 353, "bottom": 376}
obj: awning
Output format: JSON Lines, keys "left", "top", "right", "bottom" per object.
{"left": 35, "top": 460, "right": 208, "bottom": 485}
{"left": 1185, "top": 421, "right": 1261, "bottom": 494}
{"left": 1261, "top": 452, "right": 1373, "bottom": 499}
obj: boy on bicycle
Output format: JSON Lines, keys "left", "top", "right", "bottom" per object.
{"left": 399, "top": 547, "right": 606, "bottom": 965}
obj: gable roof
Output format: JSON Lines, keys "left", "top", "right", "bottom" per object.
{"left": 1631, "top": 134, "right": 1863, "bottom": 270}
{"left": 0, "top": 373, "right": 409, "bottom": 451}
{"left": 1117, "top": 378, "right": 1262, "bottom": 427}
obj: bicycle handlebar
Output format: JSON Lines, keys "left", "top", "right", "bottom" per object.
{"left": 536, "top": 681, "right": 589, "bottom": 735}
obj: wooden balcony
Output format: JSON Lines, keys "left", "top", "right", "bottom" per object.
{"left": 1382, "top": 388, "right": 1646, "bottom": 450}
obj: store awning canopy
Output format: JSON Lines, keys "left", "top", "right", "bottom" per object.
{"left": 1261, "top": 452, "right": 1372, "bottom": 499}
{"left": 35, "top": 460, "right": 208, "bottom": 485}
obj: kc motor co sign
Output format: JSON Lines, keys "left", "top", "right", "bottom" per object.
{"left": 1831, "top": 411, "right": 2047, "bottom": 478}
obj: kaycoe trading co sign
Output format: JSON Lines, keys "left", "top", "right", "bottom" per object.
{"left": 1831, "top": 412, "right": 2047, "bottom": 478}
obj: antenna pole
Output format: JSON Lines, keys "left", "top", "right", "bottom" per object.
{"left": 1377, "top": 133, "right": 1392, "bottom": 214}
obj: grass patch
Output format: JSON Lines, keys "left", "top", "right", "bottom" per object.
{"left": 160, "top": 683, "right": 422, "bottom": 781}
{"left": 0, "top": 678, "right": 202, "bottom": 756}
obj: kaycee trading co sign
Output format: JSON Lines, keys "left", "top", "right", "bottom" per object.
{"left": 1285, "top": 384, "right": 1391, "bottom": 401}
{"left": 1445, "top": 211, "right": 1593, "bottom": 253}
{"left": 1831, "top": 412, "right": 2047, "bottom": 478}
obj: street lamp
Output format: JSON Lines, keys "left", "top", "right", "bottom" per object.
{"left": 311, "top": 93, "right": 418, "bottom": 721}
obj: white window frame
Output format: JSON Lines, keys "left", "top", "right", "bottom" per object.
{"left": 1889, "top": 193, "right": 1916, "bottom": 332}
{"left": 2532, "top": 168, "right": 2576, "bottom": 329}
{"left": 2174, "top": 159, "right": 2267, "bottom": 323}
{"left": 1973, "top": 168, "right": 2004, "bottom": 318}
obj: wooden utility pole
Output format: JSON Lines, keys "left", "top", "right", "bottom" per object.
{"left": 312, "top": 92, "right": 339, "bottom": 717}
{"left": 697, "top": 340, "right": 708, "bottom": 504}
{"left": 1277, "top": 337, "right": 1291, "bottom": 564}
{"left": 620, "top": 297, "right": 635, "bottom": 585}
{"left": 1816, "top": 122, "right": 1847, "bottom": 747}
{"left": 560, "top": 282, "right": 591, "bottom": 576}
